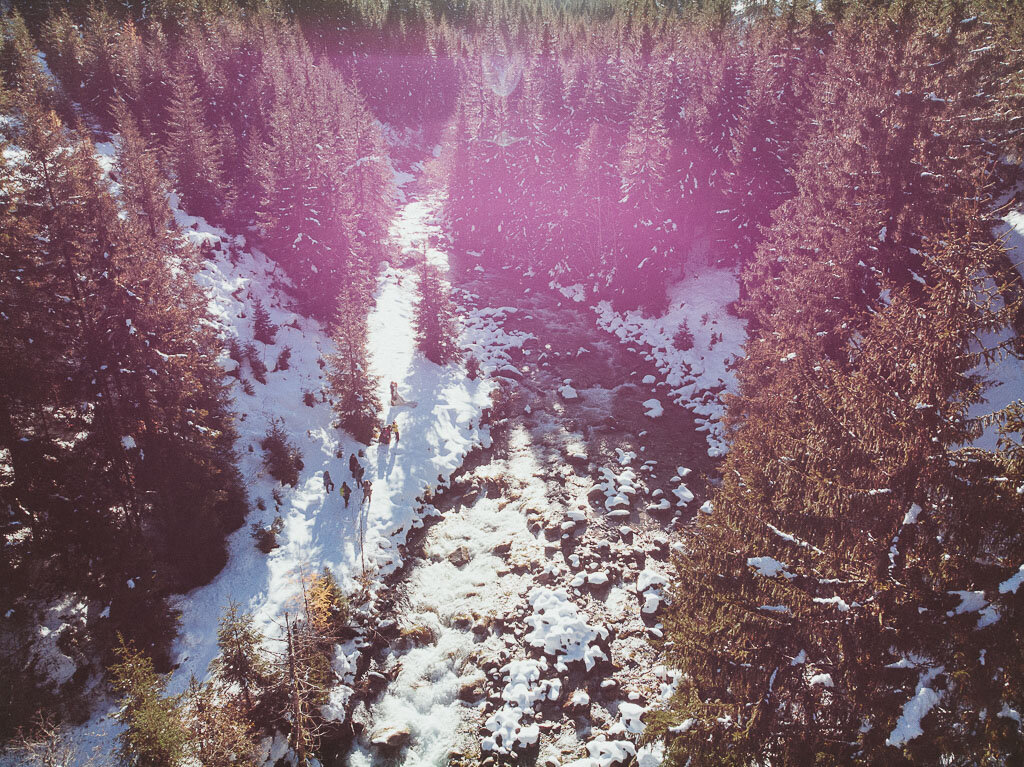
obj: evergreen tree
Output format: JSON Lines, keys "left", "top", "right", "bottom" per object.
{"left": 717, "top": 12, "right": 820, "bottom": 267}
{"left": 184, "top": 676, "right": 262, "bottom": 767}
{"left": 570, "top": 121, "right": 617, "bottom": 285}
{"left": 654, "top": 187, "right": 1024, "bottom": 767}
{"left": 615, "top": 62, "right": 673, "bottom": 309}
{"left": 109, "top": 639, "right": 188, "bottom": 767}
{"left": 111, "top": 97, "right": 172, "bottom": 239}
{"left": 327, "top": 284, "right": 380, "bottom": 444}
{"left": 209, "top": 602, "right": 277, "bottom": 719}
{"left": 651, "top": 9, "right": 1024, "bottom": 761}
{"left": 2, "top": 36, "right": 244, "bottom": 666}
{"left": 414, "top": 261, "right": 462, "bottom": 366}
{"left": 165, "top": 69, "right": 227, "bottom": 221}
{"left": 108, "top": 108, "right": 247, "bottom": 590}
{"left": 252, "top": 297, "right": 277, "bottom": 345}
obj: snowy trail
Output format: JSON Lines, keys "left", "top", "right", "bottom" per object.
{"left": 69, "top": 181, "right": 497, "bottom": 763}
{"left": 164, "top": 199, "right": 494, "bottom": 679}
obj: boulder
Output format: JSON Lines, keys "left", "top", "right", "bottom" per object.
{"left": 370, "top": 724, "right": 411, "bottom": 750}
{"left": 448, "top": 545, "right": 472, "bottom": 567}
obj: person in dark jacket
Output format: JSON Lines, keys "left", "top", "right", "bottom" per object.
{"left": 362, "top": 479, "right": 373, "bottom": 505}
{"left": 323, "top": 470, "right": 335, "bottom": 494}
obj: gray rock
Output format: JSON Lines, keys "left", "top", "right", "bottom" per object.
{"left": 448, "top": 545, "right": 472, "bottom": 568}
{"left": 492, "top": 540, "right": 512, "bottom": 556}
{"left": 370, "top": 723, "right": 411, "bottom": 750}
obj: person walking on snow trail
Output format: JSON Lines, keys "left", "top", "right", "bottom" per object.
{"left": 323, "top": 470, "right": 335, "bottom": 494}
{"left": 362, "top": 479, "right": 373, "bottom": 505}
{"left": 340, "top": 481, "right": 351, "bottom": 508}
{"left": 391, "top": 421, "right": 400, "bottom": 443}
{"left": 350, "top": 452, "right": 366, "bottom": 481}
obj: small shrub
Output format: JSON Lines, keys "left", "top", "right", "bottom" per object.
{"left": 673, "top": 321, "right": 694, "bottom": 352}
{"left": 273, "top": 346, "right": 291, "bottom": 372}
{"left": 302, "top": 390, "right": 316, "bottom": 408}
{"left": 399, "top": 623, "right": 438, "bottom": 647}
{"left": 228, "top": 337, "right": 245, "bottom": 365}
{"left": 252, "top": 298, "right": 278, "bottom": 345}
{"left": 483, "top": 381, "right": 515, "bottom": 424}
{"left": 241, "top": 378, "right": 255, "bottom": 396}
{"left": 260, "top": 420, "right": 303, "bottom": 487}
{"left": 466, "top": 355, "right": 481, "bottom": 380}
{"left": 251, "top": 516, "right": 284, "bottom": 553}
{"left": 246, "top": 344, "right": 267, "bottom": 384}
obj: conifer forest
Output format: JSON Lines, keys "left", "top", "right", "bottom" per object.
{"left": 2, "top": 0, "right": 1024, "bottom": 765}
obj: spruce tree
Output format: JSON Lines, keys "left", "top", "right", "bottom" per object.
{"left": 108, "top": 111, "right": 247, "bottom": 590}
{"left": 414, "top": 261, "right": 462, "bottom": 366}
{"left": 109, "top": 639, "right": 189, "bottom": 767}
{"left": 165, "top": 70, "right": 227, "bottom": 221}
{"left": 327, "top": 285, "right": 380, "bottom": 444}
{"left": 184, "top": 677, "right": 261, "bottom": 767}
{"left": 717, "top": 12, "right": 819, "bottom": 267}
{"left": 252, "top": 297, "right": 278, "bottom": 345}
{"left": 616, "top": 63, "right": 673, "bottom": 310}
{"left": 651, "top": 9, "right": 1024, "bottom": 763}
{"left": 111, "top": 97, "right": 172, "bottom": 239}
{"left": 3, "top": 42, "right": 244, "bottom": 636}
{"left": 209, "top": 602, "right": 277, "bottom": 719}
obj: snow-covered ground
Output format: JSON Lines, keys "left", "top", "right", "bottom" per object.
{"left": 166, "top": 194, "right": 496, "bottom": 664}
{"left": 68, "top": 154, "right": 505, "bottom": 762}
{"left": 970, "top": 204, "right": 1024, "bottom": 450}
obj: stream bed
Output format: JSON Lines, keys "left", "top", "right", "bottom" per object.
{"left": 344, "top": 190, "right": 715, "bottom": 766}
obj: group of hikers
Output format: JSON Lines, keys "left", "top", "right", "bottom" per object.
{"left": 322, "top": 381, "right": 407, "bottom": 506}
{"left": 322, "top": 452, "right": 371, "bottom": 508}
{"left": 379, "top": 420, "right": 400, "bottom": 444}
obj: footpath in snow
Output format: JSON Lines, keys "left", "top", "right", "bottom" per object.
{"left": 70, "top": 161, "right": 505, "bottom": 761}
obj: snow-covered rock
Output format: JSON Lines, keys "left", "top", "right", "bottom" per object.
{"left": 559, "top": 382, "right": 580, "bottom": 400}
{"left": 525, "top": 588, "right": 609, "bottom": 671}
{"left": 642, "top": 398, "right": 664, "bottom": 418}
